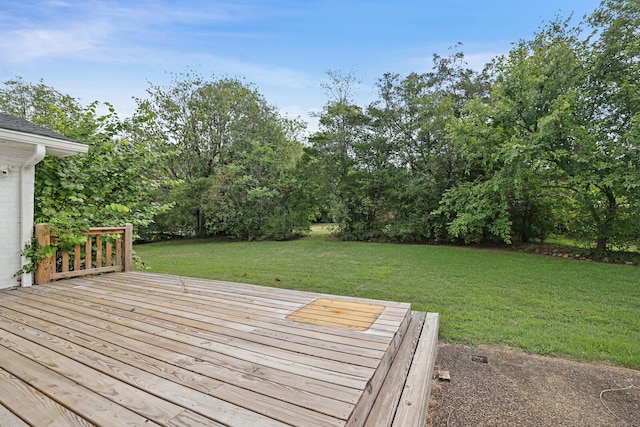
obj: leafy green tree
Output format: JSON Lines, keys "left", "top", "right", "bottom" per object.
{"left": 309, "top": 70, "right": 374, "bottom": 239}
{"left": 583, "top": 0, "right": 640, "bottom": 251}
{"left": 311, "top": 52, "right": 490, "bottom": 241}
{"left": 439, "top": 23, "right": 582, "bottom": 244}
{"left": 444, "top": 4, "right": 640, "bottom": 251}
{"left": 205, "top": 139, "right": 316, "bottom": 240}
{"left": 135, "top": 72, "right": 314, "bottom": 240}
{"left": 368, "top": 51, "right": 491, "bottom": 242}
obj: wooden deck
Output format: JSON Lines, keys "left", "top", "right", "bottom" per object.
{"left": 0, "top": 272, "right": 439, "bottom": 426}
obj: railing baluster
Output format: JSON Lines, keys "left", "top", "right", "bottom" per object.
{"left": 74, "top": 244, "right": 81, "bottom": 270}
{"left": 115, "top": 237, "right": 123, "bottom": 268}
{"left": 105, "top": 241, "right": 113, "bottom": 266}
{"left": 34, "top": 224, "right": 54, "bottom": 284}
{"left": 85, "top": 236, "right": 92, "bottom": 269}
{"left": 123, "top": 223, "right": 133, "bottom": 272}
{"left": 95, "top": 234, "right": 102, "bottom": 268}
{"left": 61, "top": 252, "right": 69, "bottom": 272}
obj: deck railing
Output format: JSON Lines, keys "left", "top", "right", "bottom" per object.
{"left": 34, "top": 223, "right": 133, "bottom": 285}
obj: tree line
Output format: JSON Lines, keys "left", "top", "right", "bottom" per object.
{"left": 1, "top": 0, "right": 638, "bottom": 255}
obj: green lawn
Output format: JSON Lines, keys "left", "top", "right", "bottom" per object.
{"left": 134, "top": 233, "right": 640, "bottom": 369}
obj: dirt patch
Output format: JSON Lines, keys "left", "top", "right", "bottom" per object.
{"left": 427, "top": 342, "right": 640, "bottom": 427}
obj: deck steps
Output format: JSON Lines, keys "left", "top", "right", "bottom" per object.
{"left": 363, "top": 311, "right": 440, "bottom": 426}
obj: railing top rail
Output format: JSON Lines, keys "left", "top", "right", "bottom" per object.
{"left": 83, "top": 226, "right": 128, "bottom": 234}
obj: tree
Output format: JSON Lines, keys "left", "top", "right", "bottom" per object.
{"left": 443, "top": 4, "right": 640, "bottom": 252}
{"left": 135, "top": 72, "right": 315, "bottom": 240}
{"left": 206, "top": 139, "right": 316, "bottom": 240}
{"left": 309, "top": 70, "right": 375, "bottom": 239}
{"left": 367, "top": 50, "right": 491, "bottom": 242}
{"left": 440, "top": 22, "right": 583, "bottom": 244}
{"left": 583, "top": 0, "right": 640, "bottom": 251}
{"left": 311, "top": 52, "right": 490, "bottom": 241}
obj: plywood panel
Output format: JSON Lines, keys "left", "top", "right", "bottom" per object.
{"left": 287, "top": 298, "right": 386, "bottom": 331}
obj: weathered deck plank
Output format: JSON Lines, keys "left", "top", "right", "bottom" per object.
{"left": 48, "top": 283, "right": 383, "bottom": 371}
{"left": 38, "top": 278, "right": 394, "bottom": 371}
{"left": 50, "top": 276, "right": 398, "bottom": 349}
{"left": 0, "top": 344, "right": 165, "bottom": 426}
{"left": 0, "top": 272, "right": 438, "bottom": 426}
{"left": 0, "top": 367, "right": 92, "bottom": 427}
{"left": 110, "top": 273, "right": 409, "bottom": 330}
{"left": 0, "top": 401, "right": 30, "bottom": 427}
{"left": 8, "top": 289, "right": 373, "bottom": 389}
{"left": 0, "top": 312, "right": 329, "bottom": 426}
{"left": 85, "top": 274, "right": 407, "bottom": 338}
{"left": 0, "top": 292, "right": 363, "bottom": 408}
{"left": 0, "top": 302, "right": 355, "bottom": 420}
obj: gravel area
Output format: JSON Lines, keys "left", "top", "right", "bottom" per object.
{"left": 427, "top": 342, "right": 640, "bottom": 427}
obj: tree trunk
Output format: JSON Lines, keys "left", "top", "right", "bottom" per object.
{"left": 596, "top": 235, "right": 608, "bottom": 255}
{"left": 194, "top": 209, "right": 205, "bottom": 237}
{"left": 594, "top": 186, "right": 616, "bottom": 255}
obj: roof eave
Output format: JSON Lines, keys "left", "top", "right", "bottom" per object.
{"left": 0, "top": 128, "right": 89, "bottom": 157}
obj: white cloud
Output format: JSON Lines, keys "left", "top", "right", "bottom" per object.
{"left": 0, "top": 22, "right": 111, "bottom": 62}
{"left": 0, "top": 0, "right": 348, "bottom": 130}
{"left": 0, "top": 0, "right": 272, "bottom": 64}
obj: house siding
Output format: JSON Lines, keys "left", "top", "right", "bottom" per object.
{"left": 0, "top": 147, "right": 35, "bottom": 289}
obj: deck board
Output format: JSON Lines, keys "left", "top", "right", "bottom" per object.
{"left": 391, "top": 312, "right": 440, "bottom": 427}
{"left": 0, "top": 272, "right": 437, "bottom": 426}
{"left": 0, "top": 367, "right": 93, "bottom": 427}
{"left": 51, "top": 277, "right": 397, "bottom": 348}
{"left": 9, "top": 287, "right": 375, "bottom": 388}
{"left": 43, "top": 279, "right": 393, "bottom": 362}
{"left": 0, "top": 401, "right": 31, "bottom": 427}
{"left": 17, "top": 287, "right": 376, "bottom": 379}
{"left": 0, "top": 343, "right": 165, "bottom": 426}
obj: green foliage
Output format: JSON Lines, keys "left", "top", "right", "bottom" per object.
{"left": 439, "top": 4, "right": 640, "bottom": 250}
{"left": 34, "top": 116, "right": 169, "bottom": 232}
{"left": 0, "top": 77, "right": 94, "bottom": 139}
{"left": 0, "top": 78, "right": 170, "bottom": 233}
{"left": 436, "top": 180, "right": 512, "bottom": 244}
{"left": 16, "top": 239, "right": 58, "bottom": 275}
{"left": 203, "top": 140, "right": 316, "bottom": 240}
{"left": 15, "top": 227, "right": 87, "bottom": 277}
{"left": 311, "top": 51, "right": 490, "bottom": 241}
{"left": 134, "top": 72, "right": 315, "bottom": 240}
{"left": 307, "top": 2, "right": 639, "bottom": 251}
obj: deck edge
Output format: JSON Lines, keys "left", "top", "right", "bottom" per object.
{"left": 390, "top": 312, "right": 440, "bottom": 427}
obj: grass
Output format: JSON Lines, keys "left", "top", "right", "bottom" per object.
{"left": 134, "top": 230, "right": 640, "bottom": 369}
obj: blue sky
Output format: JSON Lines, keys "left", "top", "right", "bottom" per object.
{"left": 1, "top": 0, "right": 601, "bottom": 132}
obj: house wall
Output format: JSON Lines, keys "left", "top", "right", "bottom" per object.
{"left": 0, "top": 147, "right": 34, "bottom": 289}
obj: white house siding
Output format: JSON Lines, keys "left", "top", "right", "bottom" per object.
{"left": 0, "top": 146, "right": 34, "bottom": 288}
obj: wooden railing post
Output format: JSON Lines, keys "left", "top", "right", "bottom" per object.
{"left": 123, "top": 223, "right": 133, "bottom": 272}
{"left": 34, "top": 223, "right": 54, "bottom": 285}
